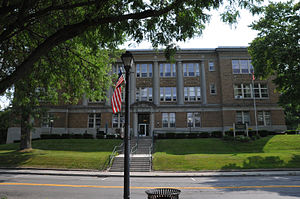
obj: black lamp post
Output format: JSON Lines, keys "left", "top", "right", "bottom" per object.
{"left": 121, "top": 51, "right": 134, "bottom": 199}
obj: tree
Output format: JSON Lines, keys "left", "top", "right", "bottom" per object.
{"left": 0, "top": 0, "right": 262, "bottom": 94}
{"left": 248, "top": 1, "right": 300, "bottom": 128}
{"left": 0, "top": 0, "right": 261, "bottom": 150}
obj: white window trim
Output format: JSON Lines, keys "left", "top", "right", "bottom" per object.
{"left": 160, "top": 87, "right": 176, "bottom": 102}
{"left": 235, "top": 111, "right": 250, "bottom": 125}
{"left": 136, "top": 87, "right": 153, "bottom": 102}
{"left": 162, "top": 113, "right": 176, "bottom": 128}
{"left": 258, "top": 111, "right": 271, "bottom": 126}
{"left": 112, "top": 113, "right": 125, "bottom": 128}
{"left": 183, "top": 63, "right": 200, "bottom": 77}
{"left": 184, "top": 87, "right": 201, "bottom": 101}
{"left": 159, "top": 63, "right": 176, "bottom": 77}
{"left": 234, "top": 83, "right": 269, "bottom": 99}
{"left": 232, "top": 60, "right": 254, "bottom": 74}
{"left": 187, "top": 112, "right": 201, "bottom": 127}
{"left": 88, "top": 113, "right": 101, "bottom": 128}
{"left": 208, "top": 61, "right": 215, "bottom": 72}
{"left": 136, "top": 63, "right": 153, "bottom": 78}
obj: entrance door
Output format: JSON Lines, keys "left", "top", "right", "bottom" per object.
{"left": 138, "top": 113, "right": 150, "bottom": 136}
{"left": 139, "top": 124, "right": 149, "bottom": 136}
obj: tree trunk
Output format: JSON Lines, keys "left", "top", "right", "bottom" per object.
{"left": 20, "top": 112, "right": 32, "bottom": 150}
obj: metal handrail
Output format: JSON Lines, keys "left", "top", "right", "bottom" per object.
{"left": 130, "top": 134, "right": 139, "bottom": 154}
{"left": 148, "top": 143, "right": 153, "bottom": 171}
{"left": 102, "top": 142, "right": 124, "bottom": 171}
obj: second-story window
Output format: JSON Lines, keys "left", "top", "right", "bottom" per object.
{"left": 160, "top": 63, "right": 176, "bottom": 77}
{"left": 184, "top": 87, "right": 201, "bottom": 101}
{"left": 183, "top": 63, "right": 200, "bottom": 77}
{"left": 232, "top": 60, "right": 254, "bottom": 74}
{"left": 234, "top": 83, "right": 268, "bottom": 99}
{"left": 209, "top": 61, "right": 215, "bottom": 71}
{"left": 136, "top": 63, "right": 152, "bottom": 78}
{"left": 160, "top": 87, "right": 176, "bottom": 101}
{"left": 136, "top": 87, "right": 152, "bottom": 102}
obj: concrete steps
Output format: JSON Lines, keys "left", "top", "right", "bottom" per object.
{"left": 109, "top": 138, "right": 153, "bottom": 172}
{"left": 109, "top": 156, "right": 151, "bottom": 172}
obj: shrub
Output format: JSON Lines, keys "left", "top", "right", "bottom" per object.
{"left": 198, "top": 132, "right": 210, "bottom": 138}
{"left": 286, "top": 130, "right": 298, "bottom": 134}
{"left": 40, "top": 134, "right": 61, "bottom": 139}
{"left": 96, "top": 133, "right": 105, "bottom": 139}
{"left": 235, "top": 135, "right": 251, "bottom": 142}
{"left": 155, "top": 133, "right": 166, "bottom": 139}
{"left": 71, "top": 134, "right": 83, "bottom": 139}
{"left": 61, "top": 134, "right": 71, "bottom": 139}
{"left": 225, "top": 131, "right": 233, "bottom": 137}
{"left": 223, "top": 135, "right": 234, "bottom": 141}
{"left": 106, "top": 134, "right": 116, "bottom": 139}
{"left": 236, "top": 131, "right": 245, "bottom": 136}
{"left": 258, "top": 130, "right": 269, "bottom": 137}
{"left": 83, "top": 133, "right": 93, "bottom": 139}
{"left": 187, "top": 133, "right": 198, "bottom": 138}
{"left": 176, "top": 133, "right": 187, "bottom": 139}
{"left": 165, "top": 133, "right": 176, "bottom": 139}
{"left": 211, "top": 131, "right": 223, "bottom": 138}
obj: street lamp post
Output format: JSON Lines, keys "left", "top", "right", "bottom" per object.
{"left": 121, "top": 51, "right": 134, "bottom": 199}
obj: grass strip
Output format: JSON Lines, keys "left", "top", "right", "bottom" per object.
{"left": 0, "top": 139, "right": 122, "bottom": 170}
{"left": 153, "top": 135, "right": 300, "bottom": 171}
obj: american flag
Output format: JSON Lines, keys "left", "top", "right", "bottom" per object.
{"left": 111, "top": 69, "right": 125, "bottom": 114}
{"left": 252, "top": 72, "right": 255, "bottom": 81}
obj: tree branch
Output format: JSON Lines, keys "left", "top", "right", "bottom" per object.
{"left": 0, "top": 0, "right": 184, "bottom": 94}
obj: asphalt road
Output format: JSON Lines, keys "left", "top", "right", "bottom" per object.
{"left": 1, "top": 174, "right": 300, "bottom": 199}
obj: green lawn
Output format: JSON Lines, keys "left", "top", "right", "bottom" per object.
{"left": 153, "top": 135, "right": 300, "bottom": 171}
{"left": 0, "top": 139, "right": 122, "bottom": 170}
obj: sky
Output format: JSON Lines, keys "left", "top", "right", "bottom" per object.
{"left": 0, "top": 7, "right": 261, "bottom": 110}
{"left": 125, "top": 8, "right": 260, "bottom": 49}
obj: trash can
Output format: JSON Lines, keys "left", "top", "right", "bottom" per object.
{"left": 145, "top": 188, "right": 181, "bottom": 199}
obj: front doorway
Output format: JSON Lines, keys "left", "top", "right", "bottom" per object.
{"left": 138, "top": 113, "right": 150, "bottom": 136}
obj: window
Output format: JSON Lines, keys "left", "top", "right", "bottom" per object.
{"left": 258, "top": 111, "right": 271, "bottom": 126}
{"left": 232, "top": 60, "right": 253, "bottom": 74}
{"left": 136, "top": 87, "right": 152, "bottom": 102}
{"left": 210, "top": 83, "right": 216, "bottom": 95}
{"left": 112, "top": 113, "right": 125, "bottom": 128}
{"left": 88, "top": 113, "right": 101, "bottom": 128}
{"left": 113, "top": 64, "right": 124, "bottom": 74}
{"left": 234, "top": 83, "right": 268, "bottom": 99}
{"left": 254, "top": 83, "right": 269, "bottom": 98}
{"left": 187, "top": 112, "right": 201, "bottom": 127}
{"left": 183, "top": 63, "right": 200, "bottom": 77}
{"left": 184, "top": 87, "right": 201, "bottom": 101}
{"left": 136, "top": 63, "right": 152, "bottom": 77}
{"left": 160, "top": 87, "right": 176, "bottom": 101}
{"left": 162, "top": 113, "right": 176, "bottom": 128}
{"left": 41, "top": 113, "right": 54, "bottom": 127}
{"left": 209, "top": 61, "right": 215, "bottom": 71}
{"left": 236, "top": 111, "right": 250, "bottom": 124}
{"left": 160, "top": 63, "right": 176, "bottom": 77}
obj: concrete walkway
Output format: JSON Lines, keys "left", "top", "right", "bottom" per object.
{"left": 1, "top": 168, "right": 300, "bottom": 178}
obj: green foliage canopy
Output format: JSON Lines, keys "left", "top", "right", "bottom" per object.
{"left": 248, "top": 1, "right": 300, "bottom": 110}
{"left": 0, "top": 0, "right": 262, "bottom": 94}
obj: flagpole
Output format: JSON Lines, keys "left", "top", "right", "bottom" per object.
{"left": 252, "top": 73, "right": 258, "bottom": 136}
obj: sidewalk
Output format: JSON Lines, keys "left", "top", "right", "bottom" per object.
{"left": 1, "top": 168, "right": 300, "bottom": 178}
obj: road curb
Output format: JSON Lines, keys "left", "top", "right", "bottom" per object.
{"left": 1, "top": 168, "right": 300, "bottom": 178}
